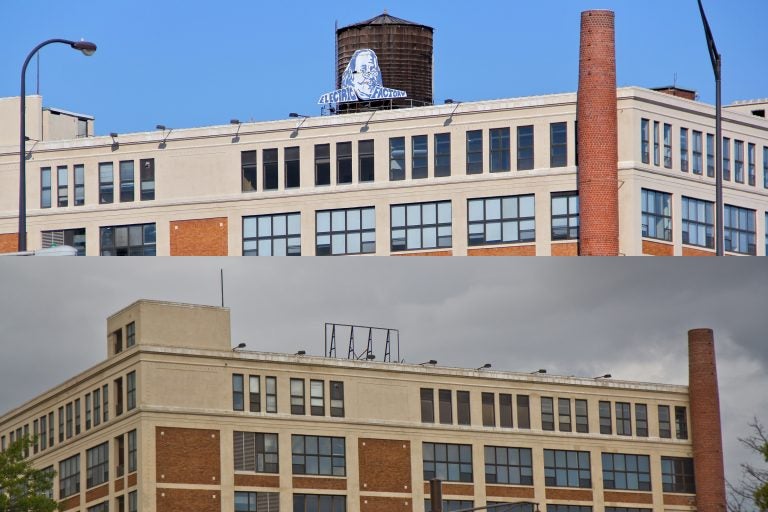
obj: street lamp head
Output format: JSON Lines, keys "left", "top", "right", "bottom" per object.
{"left": 71, "top": 41, "right": 97, "bottom": 57}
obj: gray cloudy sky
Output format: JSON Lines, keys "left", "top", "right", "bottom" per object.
{"left": 0, "top": 257, "right": 765, "bottom": 488}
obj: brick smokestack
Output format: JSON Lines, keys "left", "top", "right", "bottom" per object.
{"left": 688, "top": 328, "right": 726, "bottom": 512}
{"left": 577, "top": 10, "right": 619, "bottom": 255}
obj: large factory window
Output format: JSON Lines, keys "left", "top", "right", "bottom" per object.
{"left": 390, "top": 200, "right": 452, "bottom": 252}
{"left": 602, "top": 453, "right": 651, "bottom": 491}
{"left": 412, "top": 135, "right": 428, "bottom": 179}
{"left": 100, "top": 223, "right": 156, "bottom": 256}
{"left": 544, "top": 449, "right": 591, "bottom": 488}
{"left": 466, "top": 130, "right": 483, "bottom": 174}
{"left": 59, "top": 454, "right": 80, "bottom": 498}
{"left": 484, "top": 446, "right": 533, "bottom": 485}
{"left": 435, "top": 133, "right": 451, "bottom": 177}
{"left": 641, "top": 188, "right": 672, "bottom": 241}
{"left": 359, "top": 140, "right": 374, "bottom": 182}
{"left": 550, "top": 122, "right": 567, "bottom": 167}
{"left": 234, "top": 432, "right": 279, "bottom": 473}
{"left": 490, "top": 127, "right": 510, "bottom": 172}
{"left": 517, "top": 125, "right": 534, "bottom": 171}
{"left": 315, "top": 144, "right": 330, "bottom": 186}
{"left": 316, "top": 207, "right": 376, "bottom": 255}
{"left": 423, "top": 442, "right": 473, "bottom": 482}
{"left": 468, "top": 195, "right": 535, "bottom": 246}
{"left": 682, "top": 196, "right": 714, "bottom": 249}
{"left": 291, "top": 435, "right": 346, "bottom": 476}
{"left": 390, "top": 137, "right": 405, "bottom": 181}
{"left": 243, "top": 212, "right": 301, "bottom": 256}
{"left": 661, "top": 457, "right": 695, "bottom": 493}
{"left": 551, "top": 192, "right": 579, "bottom": 241}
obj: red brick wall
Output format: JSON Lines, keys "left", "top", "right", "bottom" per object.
{"left": 170, "top": 217, "right": 228, "bottom": 256}
{"left": 157, "top": 488, "right": 220, "bottom": 512}
{"left": 0, "top": 233, "right": 18, "bottom": 253}
{"left": 604, "top": 491, "right": 653, "bottom": 504}
{"left": 86, "top": 483, "right": 109, "bottom": 503}
{"left": 393, "top": 250, "right": 452, "bottom": 256}
{"left": 359, "top": 438, "right": 412, "bottom": 493}
{"left": 664, "top": 493, "right": 697, "bottom": 506}
{"left": 577, "top": 10, "right": 618, "bottom": 256}
{"left": 292, "top": 476, "right": 347, "bottom": 490}
{"left": 683, "top": 246, "right": 715, "bottom": 256}
{"left": 642, "top": 239, "right": 674, "bottom": 256}
{"left": 127, "top": 473, "right": 137, "bottom": 488}
{"left": 115, "top": 478, "right": 125, "bottom": 492}
{"left": 360, "top": 496, "right": 412, "bottom": 512}
{"left": 423, "top": 482, "right": 474, "bottom": 496}
{"left": 688, "top": 328, "right": 725, "bottom": 512}
{"left": 156, "top": 427, "right": 221, "bottom": 485}
{"left": 468, "top": 245, "right": 536, "bottom": 256}
{"left": 545, "top": 488, "right": 593, "bottom": 501}
{"left": 486, "top": 485, "right": 535, "bottom": 499}
{"left": 59, "top": 494, "right": 80, "bottom": 511}
{"left": 234, "top": 474, "right": 280, "bottom": 487}
{"left": 551, "top": 242, "right": 578, "bottom": 256}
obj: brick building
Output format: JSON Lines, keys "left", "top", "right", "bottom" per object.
{"left": 1, "top": 11, "right": 767, "bottom": 256}
{"left": 0, "top": 300, "right": 726, "bottom": 512}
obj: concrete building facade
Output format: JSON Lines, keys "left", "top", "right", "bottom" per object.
{"left": 0, "top": 300, "right": 726, "bottom": 512}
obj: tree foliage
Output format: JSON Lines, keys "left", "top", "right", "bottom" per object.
{"left": 729, "top": 418, "right": 768, "bottom": 512}
{"left": 0, "top": 435, "right": 58, "bottom": 512}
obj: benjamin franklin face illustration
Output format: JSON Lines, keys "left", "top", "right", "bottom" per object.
{"left": 342, "top": 49, "right": 382, "bottom": 100}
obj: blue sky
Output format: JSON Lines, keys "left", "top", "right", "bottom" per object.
{"left": 3, "top": 1, "right": 766, "bottom": 136}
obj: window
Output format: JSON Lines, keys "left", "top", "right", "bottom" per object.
{"left": 482, "top": 393, "right": 495, "bottom": 427}
{"left": 682, "top": 196, "right": 714, "bottom": 249}
{"left": 426, "top": 500, "right": 473, "bottom": 512}
{"left": 635, "top": 404, "right": 648, "bottom": 437}
{"left": 85, "top": 394, "right": 92, "bottom": 430}
{"left": 316, "top": 207, "right": 375, "bottom": 255}
{"left": 243, "top": 212, "right": 301, "bottom": 256}
{"left": 658, "top": 405, "right": 671, "bottom": 438}
{"left": 680, "top": 128, "right": 689, "bottom": 172}
{"left": 653, "top": 121, "right": 660, "bottom": 166}
{"left": 266, "top": 376, "right": 277, "bottom": 413}
{"left": 234, "top": 432, "right": 279, "bottom": 473}
{"left": 263, "top": 148, "right": 278, "bottom": 190}
{"left": 466, "top": 129, "right": 483, "bottom": 174}
{"left": 692, "top": 131, "right": 703, "bottom": 175}
{"left": 468, "top": 195, "right": 535, "bottom": 245}
{"left": 140, "top": 158, "right": 155, "bottom": 200}
{"left": 242, "top": 150, "right": 258, "bottom": 191}
{"left": 548, "top": 507, "right": 591, "bottom": 512}
{"left": 87, "top": 502, "right": 108, "bottom": 512}
{"left": 390, "top": 137, "right": 405, "bottom": 180}
{"left": 663, "top": 123, "right": 672, "bottom": 168}
{"left": 734, "top": 140, "right": 744, "bottom": 183}
{"left": 457, "top": 391, "right": 471, "bottom": 426}
{"left": 517, "top": 395, "right": 530, "bottom": 429}
{"left": 641, "top": 189, "right": 671, "bottom": 241}
{"left": 48, "top": 412, "right": 54, "bottom": 447}
{"left": 233, "top": 374, "right": 244, "bottom": 411}
{"left": 551, "top": 192, "right": 579, "bottom": 240}
{"left": 235, "top": 491, "right": 280, "bottom": 512}
{"left": 87, "top": 442, "right": 109, "bottom": 488}
{"left": 499, "top": 394, "right": 513, "bottom": 428}
{"left": 127, "top": 371, "right": 136, "bottom": 410}
{"left": 550, "top": 122, "right": 567, "bottom": 167}
{"left": 41, "top": 167, "right": 52, "bottom": 208}
{"left": 748, "top": 143, "right": 756, "bottom": 186}
{"left": 315, "top": 144, "right": 330, "bottom": 186}
{"left": 435, "top": 133, "right": 451, "bottom": 176}
{"left": 337, "top": 142, "right": 352, "bottom": 184}
{"left": 310, "top": 380, "right": 325, "bottom": 416}
{"left": 103, "top": 384, "right": 109, "bottom": 422}
{"left": 73, "top": 164, "right": 85, "bottom": 206}
{"left": 100, "top": 223, "right": 156, "bottom": 256}
{"left": 575, "top": 399, "right": 588, "bottom": 433}
{"left": 412, "top": 135, "right": 428, "bottom": 179}
{"left": 40, "top": 415, "right": 47, "bottom": 450}
{"left": 128, "top": 429, "right": 137, "bottom": 473}
{"left": 57, "top": 166, "right": 68, "bottom": 207}
{"left": 640, "top": 119, "right": 649, "bottom": 164}
{"left": 77, "top": 118, "right": 88, "bottom": 137}
{"left": 616, "top": 402, "right": 631, "bottom": 436}
{"left": 491, "top": 127, "right": 511, "bottom": 172}
{"left": 423, "top": 442, "right": 473, "bottom": 482}
{"left": 675, "top": 406, "right": 688, "bottom": 439}
{"left": 421, "top": 388, "right": 435, "bottom": 423}
{"left": 541, "top": 397, "right": 555, "bottom": 431}
{"left": 285, "top": 146, "right": 300, "bottom": 188}
{"left": 558, "top": 398, "right": 572, "bottom": 432}
{"left": 42, "top": 228, "right": 86, "bottom": 256}
{"left": 116, "top": 377, "right": 125, "bottom": 417}
{"left": 764, "top": 147, "right": 768, "bottom": 188}
{"left": 249, "top": 375, "right": 261, "bottom": 412}
{"left": 59, "top": 406, "right": 64, "bottom": 442}
{"left": 723, "top": 137, "right": 731, "bottom": 181}
{"left": 439, "top": 389, "right": 453, "bottom": 425}
{"left": 544, "top": 449, "right": 591, "bottom": 488}
{"left": 119, "top": 160, "right": 134, "bottom": 202}
{"left": 98, "top": 162, "right": 113, "bottom": 204}
{"left": 517, "top": 125, "right": 534, "bottom": 170}
{"left": 724, "top": 204, "right": 756, "bottom": 255}
{"left": 128, "top": 491, "right": 138, "bottom": 512}
{"left": 602, "top": 453, "right": 650, "bottom": 491}
{"left": 359, "top": 140, "right": 374, "bottom": 182}
{"left": 661, "top": 457, "right": 695, "bottom": 493}
{"left": 290, "top": 378, "right": 305, "bottom": 415}
{"left": 294, "top": 495, "right": 345, "bottom": 512}
{"left": 599, "top": 401, "right": 612, "bottom": 434}
{"left": 707, "top": 134, "right": 715, "bottom": 177}
{"left": 124, "top": 322, "right": 136, "bottom": 348}
{"left": 484, "top": 446, "right": 533, "bottom": 485}
{"left": 330, "top": 381, "right": 344, "bottom": 417}
{"left": 74, "top": 399, "right": 81, "bottom": 435}
{"left": 291, "top": 435, "right": 345, "bottom": 476}
{"left": 391, "top": 201, "right": 451, "bottom": 251}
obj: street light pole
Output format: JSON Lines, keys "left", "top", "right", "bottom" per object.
{"left": 18, "top": 39, "right": 97, "bottom": 252}
{"left": 696, "top": 0, "right": 723, "bottom": 256}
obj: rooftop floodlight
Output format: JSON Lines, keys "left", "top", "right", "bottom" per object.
{"left": 420, "top": 359, "right": 438, "bottom": 365}
{"left": 156, "top": 124, "right": 166, "bottom": 131}
{"left": 109, "top": 132, "right": 118, "bottom": 138}
{"left": 594, "top": 373, "right": 612, "bottom": 379}
{"left": 71, "top": 40, "right": 97, "bottom": 56}
{"left": 443, "top": 99, "right": 463, "bottom": 126}
{"left": 230, "top": 119, "right": 242, "bottom": 142}
{"left": 296, "top": 350, "right": 306, "bottom": 356}
{"left": 233, "top": 342, "right": 246, "bottom": 351}
{"left": 230, "top": 119, "right": 241, "bottom": 125}
{"left": 366, "top": 354, "right": 376, "bottom": 360}
{"left": 530, "top": 368, "right": 547, "bottom": 374}
{"left": 476, "top": 363, "right": 492, "bottom": 370}
{"left": 288, "top": 112, "right": 309, "bottom": 118}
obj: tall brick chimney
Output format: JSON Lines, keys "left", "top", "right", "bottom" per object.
{"left": 688, "top": 328, "right": 726, "bottom": 512}
{"left": 577, "top": 10, "right": 619, "bottom": 255}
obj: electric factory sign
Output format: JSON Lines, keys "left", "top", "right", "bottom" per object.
{"left": 318, "top": 49, "right": 407, "bottom": 104}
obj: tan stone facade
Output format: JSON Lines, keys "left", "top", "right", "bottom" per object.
{"left": 0, "top": 301, "right": 726, "bottom": 512}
